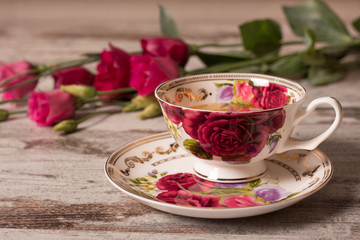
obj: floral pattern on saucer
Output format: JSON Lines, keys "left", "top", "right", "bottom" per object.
{"left": 129, "top": 171, "right": 296, "bottom": 208}
{"left": 105, "top": 132, "right": 333, "bottom": 218}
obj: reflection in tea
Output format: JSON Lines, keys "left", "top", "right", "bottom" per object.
{"left": 191, "top": 102, "right": 260, "bottom": 112}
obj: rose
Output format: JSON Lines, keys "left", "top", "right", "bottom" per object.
{"left": 182, "top": 109, "right": 208, "bottom": 139}
{"left": 130, "top": 55, "right": 179, "bottom": 96}
{"left": 0, "top": 61, "right": 37, "bottom": 100}
{"left": 141, "top": 37, "right": 189, "bottom": 67}
{"left": 156, "top": 173, "right": 197, "bottom": 191}
{"left": 235, "top": 81, "right": 253, "bottom": 101}
{"left": 253, "top": 184, "right": 290, "bottom": 202}
{"left": 216, "top": 85, "right": 234, "bottom": 103}
{"left": 93, "top": 44, "right": 130, "bottom": 94}
{"left": 197, "top": 112, "right": 271, "bottom": 161}
{"left": 224, "top": 195, "right": 265, "bottom": 207}
{"left": 268, "top": 109, "right": 286, "bottom": 133}
{"left": 53, "top": 67, "right": 93, "bottom": 88}
{"left": 28, "top": 89, "right": 75, "bottom": 126}
{"left": 156, "top": 190, "right": 221, "bottom": 207}
{"left": 251, "top": 83, "right": 288, "bottom": 109}
{"left": 160, "top": 102, "right": 184, "bottom": 125}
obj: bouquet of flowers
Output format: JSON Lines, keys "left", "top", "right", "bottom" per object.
{"left": 0, "top": 0, "right": 359, "bottom": 133}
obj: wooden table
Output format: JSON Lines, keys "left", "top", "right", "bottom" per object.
{"left": 1, "top": 0, "right": 359, "bottom": 239}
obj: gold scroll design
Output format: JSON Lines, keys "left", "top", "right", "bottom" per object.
{"left": 120, "top": 143, "right": 179, "bottom": 176}
{"left": 266, "top": 159, "right": 301, "bottom": 181}
{"left": 174, "top": 88, "right": 208, "bottom": 103}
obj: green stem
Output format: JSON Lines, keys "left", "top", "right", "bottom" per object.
{"left": 96, "top": 87, "right": 136, "bottom": 96}
{"left": 0, "top": 98, "right": 27, "bottom": 105}
{"left": 339, "top": 59, "right": 360, "bottom": 69}
{"left": 0, "top": 56, "right": 99, "bottom": 93}
{"left": 195, "top": 41, "right": 303, "bottom": 49}
{"left": 8, "top": 110, "right": 27, "bottom": 115}
{"left": 76, "top": 110, "right": 123, "bottom": 124}
{"left": 0, "top": 68, "right": 41, "bottom": 88}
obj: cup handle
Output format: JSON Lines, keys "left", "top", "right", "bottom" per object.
{"left": 277, "top": 97, "right": 343, "bottom": 152}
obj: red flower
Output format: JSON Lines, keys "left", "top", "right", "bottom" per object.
{"left": 130, "top": 55, "right": 179, "bottom": 96}
{"left": 197, "top": 112, "right": 271, "bottom": 161}
{"left": 28, "top": 89, "right": 75, "bottom": 126}
{"left": 0, "top": 61, "right": 37, "bottom": 100}
{"left": 160, "top": 102, "right": 184, "bottom": 124}
{"left": 267, "top": 109, "right": 286, "bottom": 133}
{"left": 182, "top": 109, "right": 209, "bottom": 139}
{"left": 141, "top": 37, "right": 189, "bottom": 67}
{"left": 224, "top": 195, "right": 265, "bottom": 208}
{"left": 251, "top": 83, "right": 288, "bottom": 109}
{"left": 53, "top": 67, "right": 93, "bottom": 88}
{"left": 156, "top": 190, "right": 221, "bottom": 207}
{"left": 94, "top": 44, "right": 130, "bottom": 93}
{"left": 156, "top": 173, "right": 197, "bottom": 191}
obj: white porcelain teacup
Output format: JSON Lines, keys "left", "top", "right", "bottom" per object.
{"left": 155, "top": 73, "right": 342, "bottom": 183}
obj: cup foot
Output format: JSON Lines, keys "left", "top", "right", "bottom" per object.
{"left": 193, "top": 159, "right": 268, "bottom": 183}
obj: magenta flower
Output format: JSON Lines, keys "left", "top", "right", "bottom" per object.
{"left": 216, "top": 85, "right": 234, "bottom": 103}
{"left": 0, "top": 61, "right": 37, "bottom": 100}
{"left": 53, "top": 67, "right": 93, "bottom": 88}
{"left": 141, "top": 37, "right": 189, "bottom": 67}
{"left": 28, "top": 89, "right": 75, "bottom": 126}
{"left": 156, "top": 190, "right": 221, "bottom": 207}
{"left": 130, "top": 55, "right": 179, "bottom": 96}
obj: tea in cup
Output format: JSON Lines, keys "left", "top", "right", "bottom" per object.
{"left": 155, "top": 73, "right": 342, "bottom": 182}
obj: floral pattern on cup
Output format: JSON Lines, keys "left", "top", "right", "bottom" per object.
{"left": 129, "top": 171, "right": 298, "bottom": 208}
{"left": 160, "top": 80, "right": 288, "bottom": 162}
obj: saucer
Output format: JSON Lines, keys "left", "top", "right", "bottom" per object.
{"left": 104, "top": 132, "right": 333, "bottom": 219}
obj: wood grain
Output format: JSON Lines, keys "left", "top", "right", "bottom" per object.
{"left": 0, "top": 0, "right": 360, "bottom": 239}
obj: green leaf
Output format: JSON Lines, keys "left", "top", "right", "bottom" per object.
{"left": 283, "top": 0, "right": 351, "bottom": 43}
{"left": 300, "top": 51, "right": 328, "bottom": 66}
{"left": 159, "top": 5, "right": 180, "bottom": 38}
{"left": 183, "top": 139, "right": 213, "bottom": 160}
{"left": 229, "top": 64, "right": 268, "bottom": 74}
{"left": 304, "top": 29, "right": 316, "bottom": 52}
{"left": 196, "top": 50, "right": 255, "bottom": 66}
{"left": 270, "top": 54, "right": 308, "bottom": 79}
{"left": 352, "top": 17, "right": 360, "bottom": 33}
{"left": 239, "top": 19, "right": 282, "bottom": 56}
{"left": 308, "top": 66, "right": 346, "bottom": 85}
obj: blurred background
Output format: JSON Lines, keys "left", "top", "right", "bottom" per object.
{"left": 0, "top": 0, "right": 358, "bottom": 67}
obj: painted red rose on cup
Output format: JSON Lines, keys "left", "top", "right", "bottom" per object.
{"left": 53, "top": 67, "right": 93, "bottom": 88}
{"left": 251, "top": 83, "right": 288, "bottom": 109}
{"left": 160, "top": 103, "right": 184, "bottom": 125}
{"left": 156, "top": 190, "right": 221, "bottom": 207}
{"left": 0, "top": 61, "right": 37, "bottom": 100}
{"left": 28, "top": 89, "right": 75, "bottom": 126}
{"left": 141, "top": 37, "right": 189, "bottom": 67}
{"left": 94, "top": 44, "right": 130, "bottom": 94}
{"left": 197, "top": 112, "right": 271, "bottom": 161}
{"left": 130, "top": 55, "right": 179, "bottom": 96}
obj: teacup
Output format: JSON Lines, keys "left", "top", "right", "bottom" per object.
{"left": 155, "top": 73, "right": 342, "bottom": 183}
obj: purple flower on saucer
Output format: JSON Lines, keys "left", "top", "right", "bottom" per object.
{"left": 253, "top": 184, "right": 290, "bottom": 202}
{"left": 215, "top": 182, "right": 247, "bottom": 188}
{"left": 216, "top": 85, "right": 234, "bottom": 103}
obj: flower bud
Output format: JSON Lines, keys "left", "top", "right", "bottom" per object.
{"left": 137, "top": 102, "right": 162, "bottom": 120}
{"left": 60, "top": 84, "right": 97, "bottom": 98}
{"left": 0, "top": 109, "right": 9, "bottom": 121}
{"left": 122, "top": 94, "right": 157, "bottom": 112}
{"left": 53, "top": 119, "right": 78, "bottom": 133}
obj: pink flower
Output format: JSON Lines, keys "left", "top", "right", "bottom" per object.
{"left": 129, "top": 55, "right": 179, "bottom": 96}
{"left": 235, "top": 81, "right": 253, "bottom": 101}
{"left": 156, "top": 190, "right": 221, "bottom": 207}
{"left": 224, "top": 195, "right": 265, "bottom": 208}
{"left": 94, "top": 44, "right": 130, "bottom": 93}
{"left": 141, "top": 37, "right": 189, "bottom": 67}
{"left": 53, "top": 67, "right": 93, "bottom": 88}
{"left": 0, "top": 61, "right": 37, "bottom": 100}
{"left": 28, "top": 89, "right": 75, "bottom": 126}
